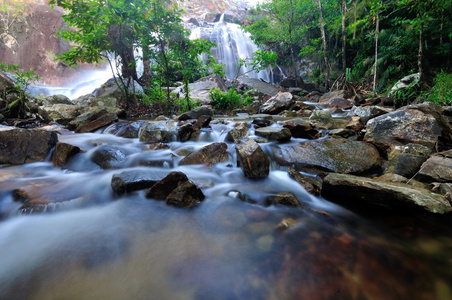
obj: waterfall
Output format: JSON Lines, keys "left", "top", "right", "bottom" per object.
{"left": 190, "top": 14, "right": 272, "bottom": 82}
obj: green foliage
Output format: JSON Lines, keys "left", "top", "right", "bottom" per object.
{"left": 0, "top": 63, "right": 39, "bottom": 96}
{"left": 391, "top": 80, "right": 420, "bottom": 107}
{"left": 427, "top": 71, "right": 452, "bottom": 105}
{"left": 235, "top": 50, "right": 276, "bottom": 81}
{"left": 209, "top": 88, "right": 245, "bottom": 110}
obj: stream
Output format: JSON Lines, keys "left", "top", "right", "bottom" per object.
{"left": 0, "top": 120, "right": 452, "bottom": 300}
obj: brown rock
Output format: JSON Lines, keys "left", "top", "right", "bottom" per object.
{"left": 255, "top": 127, "right": 291, "bottom": 142}
{"left": 75, "top": 110, "right": 118, "bottom": 133}
{"left": 145, "top": 171, "right": 189, "bottom": 200}
{"left": 236, "top": 139, "right": 270, "bottom": 179}
{"left": 179, "top": 142, "right": 229, "bottom": 165}
{"left": 52, "top": 142, "right": 81, "bottom": 167}
{"left": 288, "top": 168, "right": 321, "bottom": 195}
{"left": 266, "top": 192, "right": 302, "bottom": 207}
{"left": 166, "top": 181, "right": 205, "bottom": 208}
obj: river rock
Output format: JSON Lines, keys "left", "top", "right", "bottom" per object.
{"left": 280, "top": 118, "right": 321, "bottom": 139}
{"left": 41, "top": 94, "right": 73, "bottom": 106}
{"left": 166, "top": 181, "right": 205, "bottom": 208}
{"left": 179, "top": 142, "right": 229, "bottom": 165}
{"left": 260, "top": 92, "right": 293, "bottom": 115}
{"left": 43, "top": 104, "right": 82, "bottom": 125}
{"left": 225, "top": 122, "right": 248, "bottom": 144}
{"left": 236, "top": 139, "right": 270, "bottom": 179}
{"left": 178, "top": 106, "right": 213, "bottom": 121}
{"left": 353, "top": 106, "right": 391, "bottom": 124}
{"left": 52, "top": 142, "right": 81, "bottom": 167}
{"left": 387, "top": 143, "right": 432, "bottom": 160}
{"left": 273, "top": 138, "right": 380, "bottom": 174}
{"left": 236, "top": 77, "right": 279, "bottom": 98}
{"left": 111, "top": 170, "right": 161, "bottom": 194}
{"left": 91, "top": 145, "right": 126, "bottom": 169}
{"left": 383, "top": 153, "right": 426, "bottom": 178}
{"left": 415, "top": 152, "right": 452, "bottom": 183}
{"left": 364, "top": 109, "right": 441, "bottom": 151}
{"left": 68, "top": 108, "right": 118, "bottom": 133}
{"left": 265, "top": 192, "right": 302, "bottom": 208}
{"left": 255, "top": 127, "right": 291, "bottom": 142}
{"left": 322, "top": 173, "right": 452, "bottom": 214}
{"left": 139, "top": 121, "right": 178, "bottom": 143}
{"left": 0, "top": 129, "right": 58, "bottom": 164}
{"left": 104, "top": 121, "right": 147, "bottom": 138}
{"left": 320, "top": 97, "right": 353, "bottom": 109}
{"left": 145, "top": 171, "right": 204, "bottom": 207}
{"left": 319, "top": 90, "right": 353, "bottom": 105}
{"left": 178, "top": 121, "right": 195, "bottom": 142}
{"left": 288, "top": 168, "right": 321, "bottom": 195}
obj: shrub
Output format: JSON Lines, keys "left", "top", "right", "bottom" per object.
{"left": 209, "top": 88, "right": 244, "bottom": 110}
{"left": 428, "top": 71, "right": 452, "bottom": 106}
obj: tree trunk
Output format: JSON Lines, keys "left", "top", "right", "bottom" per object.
{"left": 418, "top": 18, "right": 424, "bottom": 86}
{"left": 353, "top": 1, "right": 357, "bottom": 40}
{"left": 288, "top": 0, "right": 299, "bottom": 87}
{"left": 342, "top": 0, "right": 347, "bottom": 72}
{"left": 373, "top": 10, "right": 379, "bottom": 94}
{"left": 316, "top": 0, "right": 330, "bottom": 88}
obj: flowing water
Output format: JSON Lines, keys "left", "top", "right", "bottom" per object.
{"left": 1, "top": 120, "right": 452, "bottom": 300}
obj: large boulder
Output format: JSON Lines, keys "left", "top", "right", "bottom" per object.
{"left": 273, "top": 138, "right": 381, "bottom": 174}
{"left": 236, "top": 77, "right": 280, "bottom": 98}
{"left": 383, "top": 153, "right": 426, "bottom": 178}
{"left": 225, "top": 122, "right": 249, "bottom": 144}
{"left": 260, "top": 92, "right": 293, "bottom": 115}
{"left": 364, "top": 109, "right": 441, "bottom": 151}
{"left": 0, "top": 129, "right": 58, "bottom": 164}
{"left": 322, "top": 173, "right": 452, "bottom": 214}
{"left": 42, "top": 104, "right": 82, "bottom": 125}
{"left": 173, "top": 75, "right": 226, "bottom": 105}
{"left": 318, "top": 90, "right": 353, "bottom": 106}
{"left": 41, "top": 94, "right": 73, "bottom": 106}
{"left": 178, "top": 106, "right": 213, "bottom": 121}
{"left": 91, "top": 145, "right": 126, "bottom": 169}
{"left": 280, "top": 118, "right": 321, "bottom": 139}
{"left": 68, "top": 108, "right": 118, "bottom": 133}
{"left": 236, "top": 139, "right": 270, "bottom": 179}
{"left": 353, "top": 106, "right": 392, "bottom": 124}
{"left": 52, "top": 142, "right": 81, "bottom": 167}
{"left": 179, "top": 142, "right": 229, "bottom": 165}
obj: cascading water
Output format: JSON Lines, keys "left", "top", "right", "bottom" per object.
{"left": 0, "top": 119, "right": 452, "bottom": 299}
{"left": 190, "top": 14, "right": 272, "bottom": 82}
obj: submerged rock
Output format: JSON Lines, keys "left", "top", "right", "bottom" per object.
{"left": 274, "top": 138, "right": 380, "bottom": 174}
{"left": 236, "top": 139, "right": 270, "bottom": 179}
{"left": 288, "top": 168, "right": 322, "bottom": 195}
{"left": 322, "top": 173, "right": 452, "bottom": 214}
{"left": 266, "top": 192, "right": 302, "bottom": 208}
{"left": 0, "top": 129, "right": 58, "bottom": 164}
{"left": 179, "top": 142, "right": 229, "bottom": 165}
{"left": 145, "top": 171, "right": 204, "bottom": 208}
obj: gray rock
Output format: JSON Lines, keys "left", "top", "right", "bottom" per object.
{"left": 179, "top": 142, "right": 229, "bottom": 165}
{"left": 68, "top": 108, "right": 118, "bottom": 132}
{"left": 319, "top": 90, "right": 353, "bottom": 105}
{"left": 260, "top": 92, "right": 293, "bottom": 115}
{"left": 309, "top": 109, "right": 349, "bottom": 129}
{"left": 288, "top": 168, "right": 322, "bottom": 195}
{"left": 389, "top": 73, "right": 420, "bottom": 95}
{"left": 280, "top": 118, "right": 321, "bottom": 139}
{"left": 353, "top": 106, "right": 392, "bottom": 124}
{"left": 91, "top": 145, "right": 126, "bottom": 169}
{"left": 273, "top": 137, "right": 380, "bottom": 174}
{"left": 42, "top": 104, "right": 82, "bottom": 125}
{"left": 415, "top": 153, "right": 452, "bottom": 183}
{"left": 0, "top": 129, "right": 58, "bottom": 164}
{"left": 255, "top": 127, "right": 291, "bottom": 142}
{"left": 42, "top": 94, "right": 73, "bottom": 106}
{"left": 111, "top": 170, "right": 161, "bottom": 194}
{"left": 322, "top": 173, "right": 452, "bottom": 214}
{"left": 384, "top": 153, "right": 426, "bottom": 178}
{"left": 225, "top": 122, "right": 248, "bottom": 144}
{"left": 388, "top": 143, "right": 433, "bottom": 160}
{"left": 139, "top": 121, "right": 178, "bottom": 143}
{"left": 174, "top": 75, "right": 226, "bottom": 105}
{"left": 236, "top": 139, "right": 270, "bottom": 179}
{"left": 364, "top": 109, "right": 441, "bottom": 151}
{"left": 236, "top": 77, "right": 279, "bottom": 98}
{"left": 178, "top": 106, "right": 213, "bottom": 121}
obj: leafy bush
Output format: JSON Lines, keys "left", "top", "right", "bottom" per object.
{"left": 209, "top": 88, "right": 244, "bottom": 110}
{"left": 428, "top": 71, "right": 452, "bottom": 106}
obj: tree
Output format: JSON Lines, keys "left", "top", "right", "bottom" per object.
{"left": 316, "top": 0, "right": 331, "bottom": 88}
{"left": 50, "top": 0, "right": 216, "bottom": 111}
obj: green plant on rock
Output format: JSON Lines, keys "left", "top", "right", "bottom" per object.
{"left": 427, "top": 71, "right": 452, "bottom": 106}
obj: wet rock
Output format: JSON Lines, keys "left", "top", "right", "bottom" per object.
{"left": 387, "top": 143, "right": 432, "bottom": 160}
{"left": 374, "top": 173, "right": 409, "bottom": 184}
{"left": 415, "top": 152, "right": 452, "bottom": 183}
{"left": 236, "top": 139, "right": 270, "bottom": 179}
{"left": 364, "top": 109, "right": 441, "bottom": 151}
{"left": 91, "top": 145, "right": 126, "bottom": 169}
{"left": 193, "top": 115, "right": 212, "bottom": 130}
{"left": 274, "top": 138, "right": 380, "bottom": 174}
{"left": 255, "top": 127, "right": 291, "bottom": 142}
{"left": 139, "top": 121, "right": 178, "bottom": 143}
{"left": 166, "top": 181, "right": 205, "bottom": 208}
{"left": 42, "top": 104, "right": 82, "bottom": 125}
{"left": 105, "top": 121, "right": 146, "bottom": 138}
{"left": 111, "top": 170, "right": 161, "bottom": 194}
{"left": 280, "top": 118, "right": 321, "bottom": 139}
{"left": 178, "top": 121, "right": 195, "bottom": 142}
{"left": 260, "top": 92, "right": 293, "bottom": 115}
{"left": 179, "top": 142, "right": 229, "bottom": 165}
{"left": 266, "top": 192, "right": 302, "bottom": 208}
{"left": 288, "top": 168, "right": 321, "bottom": 195}
{"left": 252, "top": 118, "right": 272, "bottom": 128}
{"left": 383, "top": 153, "right": 426, "bottom": 178}
{"left": 318, "top": 90, "right": 353, "bottom": 105}
{"left": 322, "top": 173, "right": 452, "bottom": 214}
{"left": 320, "top": 97, "right": 353, "bottom": 109}
{"left": 275, "top": 217, "right": 299, "bottom": 232}
{"left": 0, "top": 129, "right": 58, "bottom": 164}
{"left": 353, "top": 106, "right": 391, "bottom": 124}
{"left": 309, "top": 109, "right": 333, "bottom": 129}
{"left": 145, "top": 171, "right": 204, "bottom": 208}
{"left": 225, "top": 122, "right": 248, "bottom": 144}
{"left": 69, "top": 109, "right": 118, "bottom": 133}
{"left": 52, "top": 142, "right": 81, "bottom": 167}
{"left": 145, "top": 171, "right": 189, "bottom": 199}
{"left": 179, "top": 106, "right": 213, "bottom": 121}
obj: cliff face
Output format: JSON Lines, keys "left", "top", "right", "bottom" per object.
{"left": 0, "top": 2, "right": 99, "bottom": 86}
